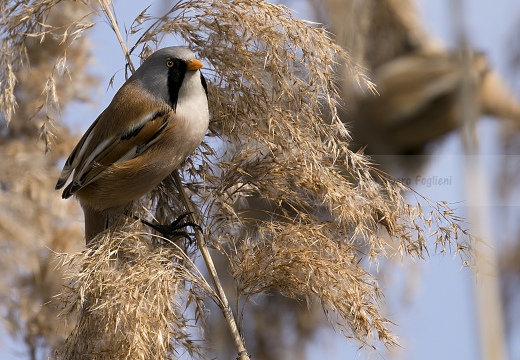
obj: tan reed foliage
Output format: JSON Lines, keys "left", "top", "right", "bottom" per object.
{"left": 0, "top": 0, "right": 94, "bottom": 150}
{"left": 0, "top": 1, "right": 96, "bottom": 358}
{"left": 231, "top": 222, "right": 394, "bottom": 346}
{"left": 0, "top": 139, "right": 83, "bottom": 359}
{"left": 120, "top": 0, "right": 473, "bottom": 349}
{"left": 1, "top": 0, "right": 476, "bottom": 358}
{"left": 54, "top": 227, "right": 215, "bottom": 360}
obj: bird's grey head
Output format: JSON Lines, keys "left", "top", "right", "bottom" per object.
{"left": 130, "top": 47, "right": 206, "bottom": 109}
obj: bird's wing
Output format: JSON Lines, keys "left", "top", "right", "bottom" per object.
{"left": 55, "top": 111, "right": 104, "bottom": 190}
{"left": 56, "top": 108, "right": 171, "bottom": 198}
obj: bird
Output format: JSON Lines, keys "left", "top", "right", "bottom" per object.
{"left": 55, "top": 46, "right": 209, "bottom": 244}
{"left": 350, "top": 51, "right": 520, "bottom": 170}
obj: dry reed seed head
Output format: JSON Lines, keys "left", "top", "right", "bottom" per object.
{"left": 0, "top": 139, "right": 84, "bottom": 357}
{"left": 230, "top": 222, "right": 398, "bottom": 348}
{"left": 1, "top": 4, "right": 104, "bottom": 357}
{"left": 1, "top": 1, "right": 94, "bottom": 149}
{"left": 122, "top": 0, "right": 475, "bottom": 348}
{"left": 0, "top": 0, "right": 475, "bottom": 355}
{"left": 55, "top": 225, "right": 215, "bottom": 360}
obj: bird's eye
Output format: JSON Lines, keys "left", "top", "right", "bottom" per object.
{"left": 166, "top": 59, "right": 175, "bottom": 68}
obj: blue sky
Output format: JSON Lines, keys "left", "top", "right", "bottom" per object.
{"left": 2, "top": 1, "right": 520, "bottom": 359}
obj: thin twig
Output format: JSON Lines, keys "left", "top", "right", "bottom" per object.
{"left": 99, "top": 0, "right": 135, "bottom": 73}
{"left": 98, "top": 2, "right": 249, "bottom": 358}
{"left": 173, "top": 171, "right": 250, "bottom": 360}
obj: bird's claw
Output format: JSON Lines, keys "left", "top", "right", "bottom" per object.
{"left": 140, "top": 212, "right": 201, "bottom": 241}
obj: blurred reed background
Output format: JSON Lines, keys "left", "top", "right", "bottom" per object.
{"left": 1, "top": 1, "right": 520, "bottom": 359}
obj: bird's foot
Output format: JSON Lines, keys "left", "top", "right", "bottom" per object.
{"left": 140, "top": 212, "right": 201, "bottom": 241}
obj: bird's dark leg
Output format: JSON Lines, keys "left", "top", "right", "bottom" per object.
{"left": 128, "top": 211, "right": 202, "bottom": 241}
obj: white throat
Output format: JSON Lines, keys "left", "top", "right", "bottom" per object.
{"left": 176, "top": 71, "right": 209, "bottom": 143}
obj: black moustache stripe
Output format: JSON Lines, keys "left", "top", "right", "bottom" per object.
{"left": 167, "top": 59, "right": 188, "bottom": 111}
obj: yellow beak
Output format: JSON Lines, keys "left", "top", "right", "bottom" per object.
{"left": 187, "top": 59, "right": 203, "bottom": 71}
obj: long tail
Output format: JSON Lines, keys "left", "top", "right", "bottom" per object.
{"left": 82, "top": 205, "right": 109, "bottom": 245}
